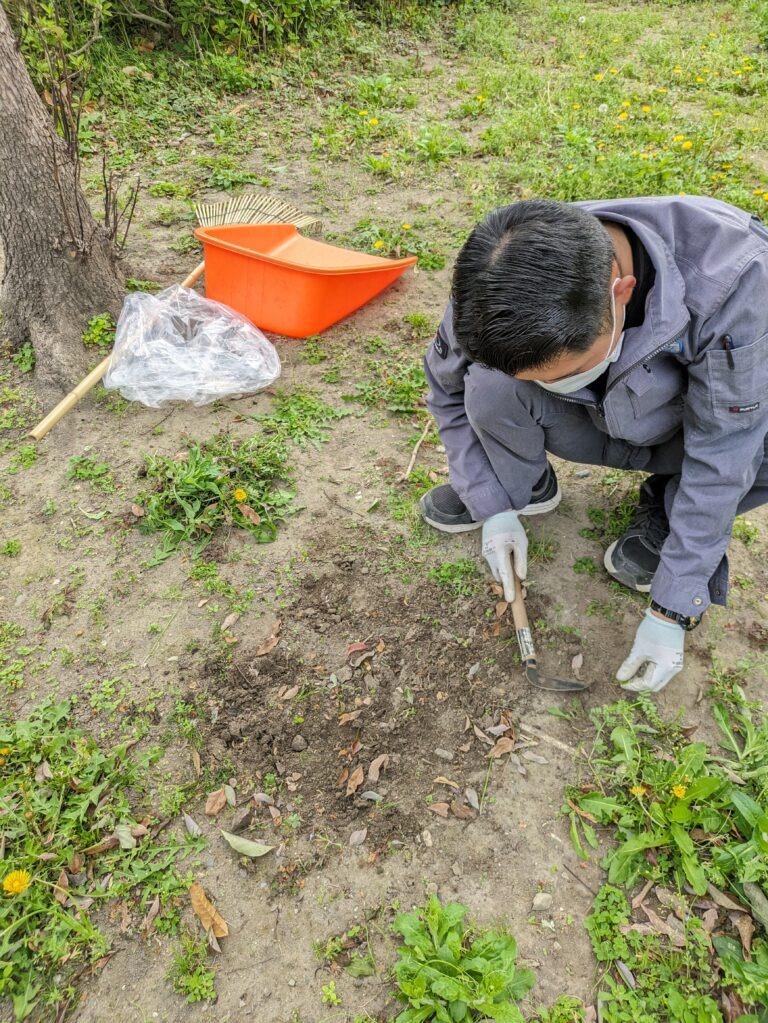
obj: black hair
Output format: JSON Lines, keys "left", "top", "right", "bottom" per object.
{"left": 452, "top": 200, "right": 615, "bottom": 375}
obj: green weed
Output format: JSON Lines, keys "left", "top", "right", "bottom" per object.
{"left": 732, "top": 517, "right": 760, "bottom": 547}
{"left": 6, "top": 443, "right": 39, "bottom": 475}
{"left": 167, "top": 931, "right": 217, "bottom": 1003}
{"left": 1, "top": 539, "right": 21, "bottom": 557}
{"left": 11, "top": 344, "right": 35, "bottom": 374}
{"left": 82, "top": 313, "right": 116, "bottom": 351}
{"left": 257, "top": 388, "right": 348, "bottom": 447}
{"left": 572, "top": 556, "right": 597, "bottom": 575}
{"left": 67, "top": 455, "right": 116, "bottom": 493}
{"left": 429, "top": 558, "right": 480, "bottom": 597}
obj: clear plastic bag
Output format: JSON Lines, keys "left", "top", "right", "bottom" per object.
{"left": 103, "top": 285, "right": 281, "bottom": 408}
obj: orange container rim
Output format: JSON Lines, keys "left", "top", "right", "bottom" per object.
{"left": 194, "top": 225, "right": 418, "bottom": 276}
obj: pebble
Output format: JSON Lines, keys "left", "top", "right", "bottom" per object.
{"left": 451, "top": 861, "right": 462, "bottom": 877}
{"left": 574, "top": 469, "right": 591, "bottom": 479}
{"left": 532, "top": 892, "right": 553, "bottom": 912}
{"left": 291, "top": 735, "right": 308, "bottom": 752}
{"left": 422, "top": 829, "right": 433, "bottom": 847}
{"left": 435, "top": 748, "right": 454, "bottom": 761}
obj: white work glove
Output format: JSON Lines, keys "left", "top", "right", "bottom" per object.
{"left": 617, "top": 609, "right": 685, "bottom": 693}
{"left": 481, "top": 510, "right": 528, "bottom": 602}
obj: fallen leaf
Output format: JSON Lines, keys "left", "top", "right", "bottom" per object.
{"left": 707, "top": 883, "right": 748, "bottom": 913}
{"left": 190, "top": 882, "right": 228, "bottom": 938}
{"left": 221, "top": 831, "right": 275, "bottom": 859}
{"left": 336, "top": 767, "right": 349, "bottom": 788}
{"left": 522, "top": 750, "right": 548, "bottom": 764}
{"left": 208, "top": 929, "right": 222, "bottom": 953}
{"left": 255, "top": 620, "right": 281, "bottom": 657}
{"left": 131, "top": 503, "right": 145, "bottom": 518}
{"left": 131, "top": 824, "right": 149, "bottom": 839}
{"left": 702, "top": 907, "right": 719, "bottom": 932}
{"left": 730, "top": 911, "right": 755, "bottom": 957}
{"left": 222, "top": 612, "right": 240, "bottom": 632}
{"left": 346, "top": 642, "right": 368, "bottom": 656}
{"left": 198, "top": 598, "right": 209, "bottom": 608}
{"left": 433, "top": 775, "right": 460, "bottom": 790}
{"left": 490, "top": 583, "right": 504, "bottom": 597}
{"left": 191, "top": 750, "right": 201, "bottom": 777}
{"left": 236, "top": 503, "right": 261, "bottom": 526}
{"left": 339, "top": 710, "right": 362, "bottom": 726}
{"left": 571, "top": 652, "right": 584, "bottom": 679}
{"left": 473, "top": 724, "right": 494, "bottom": 746}
{"left": 53, "top": 870, "right": 68, "bottom": 905}
{"left": 450, "top": 800, "right": 474, "bottom": 820}
{"left": 495, "top": 601, "right": 509, "bottom": 618}
{"left": 282, "top": 685, "right": 300, "bottom": 700}
{"left": 35, "top": 761, "right": 53, "bottom": 783}
{"left": 640, "top": 905, "right": 686, "bottom": 947}
{"left": 346, "top": 765, "right": 365, "bottom": 796}
{"left": 183, "top": 813, "right": 202, "bottom": 838}
{"left": 375, "top": 639, "right": 385, "bottom": 653}
{"left": 350, "top": 650, "right": 375, "bottom": 669}
{"left": 223, "top": 784, "right": 237, "bottom": 807}
{"left": 115, "top": 824, "right": 137, "bottom": 850}
{"left": 368, "top": 753, "right": 390, "bottom": 783}
{"left": 83, "top": 834, "right": 119, "bottom": 855}
{"left": 205, "top": 787, "right": 227, "bottom": 816}
{"left": 428, "top": 802, "right": 450, "bottom": 818}
{"left": 487, "top": 736, "right": 515, "bottom": 759}
{"left": 349, "top": 828, "right": 367, "bottom": 847}
{"left": 465, "top": 787, "right": 480, "bottom": 811}
{"left": 141, "top": 895, "right": 161, "bottom": 934}
{"left": 568, "top": 799, "right": 598, "bottom": 824}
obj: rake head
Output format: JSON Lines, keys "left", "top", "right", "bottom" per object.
{"left": 194, "top": 192, "right": 321, "bottom": 233}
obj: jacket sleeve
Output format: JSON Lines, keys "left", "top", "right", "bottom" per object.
{"left": 651, "top": 257, "right": 768, "bottom": 617}
{"left": 424, "top": 301, "right": 513, "bottom": 520}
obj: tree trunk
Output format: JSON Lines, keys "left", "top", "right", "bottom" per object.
{"left": 0, "top": 5, "right": 123, "bottom": 394}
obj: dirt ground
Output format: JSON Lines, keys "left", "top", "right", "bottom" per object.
{"left": 3, "top": 15, "right": 768, "bottom": 1023}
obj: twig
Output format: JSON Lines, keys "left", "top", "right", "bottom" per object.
{"left": 518, "top": 721, "right": 578, "bottom": 755}
{"left": 562, "top": 862, "right": 598, "bottom": 897}
{"left": 398, "top": 420, "right": 432, "bottom": 482}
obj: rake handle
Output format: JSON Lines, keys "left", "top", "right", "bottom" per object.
{"left": 28, "top": 261, "right": 205, "bottom": 441}
{"left": 510, "top": 566, "right": 537, "bottom": 667}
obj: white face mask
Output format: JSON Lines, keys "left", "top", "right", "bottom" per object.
{"left": 535, "top": 279, "right": 625, "bottom": 395}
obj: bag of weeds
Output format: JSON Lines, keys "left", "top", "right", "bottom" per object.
{"left": 104, "top": 285, "right": 281, "bottom": 407}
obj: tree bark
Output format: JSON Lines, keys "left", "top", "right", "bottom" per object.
{"left": 0, "top": 5, "right": 123, "bottom": 394}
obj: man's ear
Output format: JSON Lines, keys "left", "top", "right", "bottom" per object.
{"left": 615, "top": 274, "right": 636, "bottom": 307}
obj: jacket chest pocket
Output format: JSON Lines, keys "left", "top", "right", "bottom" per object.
{"left": 706, "top": 334, "right": 768, "bottom": 420}
{"left": 624, "top": 360, "right": 686, "bottom": 419}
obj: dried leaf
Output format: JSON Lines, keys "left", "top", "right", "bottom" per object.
{"left": 208, "top": 929, "right": 222, "bottom": 953}
{"left": 490, "top": 583, "right": 504, "bottom": 597}
{"left": 346, "top": 765, "right": 365, "bottom": 796}
{"left": 282, "top": 685, "right": 300, "bottom": 700}
{"left": 571, "top": 653, "right": 584, "bottom": 679}
{"left": 222, "top": 612, "right": 240, "bottom": 632}
{"left": 730, "top": 912, "right": 755, "bottom": 957}
{"left": 349, "top": 828, "right": 368, "bottom": 847}
{"left": 141, "top": 895, "right": 160, "bottom": 934}
{"left": 236, "top": 503, "right": 261, "bottom": 526}
{"left": 433, "top": 776, "right": 460, "bottom": 790}
{"left": 487, "top": 736, "right": 515, "bottom": 759}
{"left": 640, "top": 905, "right": 686, "bottom": 947}
{"left": 115, "top": 824, "right": 137, "bottom": 850}
{"left": 346, "top": 642, "right": 368, "bottom": 656}
{"left": 223, "top": 784, "right": 237, "bottom": 807}
{"left": 205, "top": 787, "right": 227, "bottom": 816}
{"left": 702, "top": 907, "right": 719, "bottom": 933}
{"left": 350, "top": 650, "right": 375, "bottom": 669}
{"left": 35, "top": 761, "right": 53, "bottom": 783}
{"left": 339, "top": 710, "right": 362, "bottom": 726}
{"left": 450, "top": 800, "right": 474, "bottom": 820}
{"left": 473, "top": 724, "right": 494, "bottom": 746}
{"left": 190, "top": 882, "right": 229, "bottom": 938}
{"left": 375, "top": 640, "right": 385, "bottom": 653}
{"left": 191, "top": 750, "right": 201, "bottom": 777}
{"left": 522, "top": 750, "right": 548, "bottom": 764}
{"left": 183, "top": 813, "right": 202, "bottom": 838}
{"left": 220, "top": 830, "right": 275, "bottom": 859}
{"left": 567, "top": 799, "right": 598, "bottom": 824}
{"left": 130, "top": 503, "right": 145, "bottom": 518}
{"left": 53, "top": 870, "right": 68, "bottom": 905}
{"left": 495, "top": 600, "right": 509, "bottom": 619}
{"left": 368, "top": 753, "right": 390, "bottom": 783}
{"left": 336, "top": 767, "right": 349, "bottom": 788}
{"left": 255, "top": 620, "right": 281, "bottom": 657}
{"left": 465, "top": 787, "right": 480, "bottom": 811}
{"left": 428, "top": 802, "right": 450, "bottom": 818}
{"left": 707, "top": 883, "right": 748, "bottom": 913}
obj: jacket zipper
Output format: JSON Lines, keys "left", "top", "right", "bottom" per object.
{"left": 552, "top": 321, "right": 689, "bottom": 416}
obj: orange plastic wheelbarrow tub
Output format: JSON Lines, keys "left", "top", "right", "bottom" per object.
{"left": 194, "top": 224, "right": 418, "bottom": 338}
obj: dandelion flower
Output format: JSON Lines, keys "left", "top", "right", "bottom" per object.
{"left": 3, "top": 870, "right": 31, "bottom": 896}
{"left": 358, "top": 109, "right": 369, "bottom": 116}
{"left": 712, "top": 111, "right": 722, "bottom": 117}
{"left": 368, "top": 117, "right": 379, "bottom": 127}
{"left": 656, "top": 87, "right": 668, "bottom": 94}
{"left": 672, "top": 784, "right": 688, "bottom": 799}
{"left": 596, "top": 155, "right": 606, "bottom": 162}
{"left": 673, "top": 133, "right": 686, "bottom": 142}
{"left": 572, "top": 103, "right": 582, "bottom": 110}
{"left": 681, "top": 140, "right": 693, "bottom": 150}
{"left": 475, "top": 94, "right": 486, "bottom": 102}
{"left": 373, "top": 240, "right": 385, "bottom": 249}
{"left": 618, "top": 111, "right": 629, "bottom": 121}
{"left": 621, "top": 100, "right": 631, "bottom": 108}
{"left": 233, "top": 488, "right": 247, "bottom": 503}
{"left": 401, "top": 223, "right": 411, "bottom": 230}
{"left": 642, "top": 105, "right": 651, "bottom": 113}
{"left": 630, "top": 785, "right": 647, "bottom": 797}
{"left": 608, "top": 68, "right": 619, "bottom": 75}
{"left": 594, "top": 73, "right": 605, "bottom": 81}
{"left": 0, "top": 747, "right": 10, "bottom": 755}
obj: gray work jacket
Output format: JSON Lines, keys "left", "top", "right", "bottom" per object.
{"left": 425, "top": 196, "right": 768, "bottom": 618}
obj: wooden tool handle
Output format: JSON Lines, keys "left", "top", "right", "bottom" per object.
{"left": 28, "top": 260, "right": 205, "bottom": 441}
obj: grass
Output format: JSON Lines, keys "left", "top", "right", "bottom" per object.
{"left": 428, "top": 558, "right": 481, "bottom": 597}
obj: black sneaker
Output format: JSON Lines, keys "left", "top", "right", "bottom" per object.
{"left": 419, "top": 463, "right": 561, "bottom": 533}
{"left": 603, "top": 475, "right": 671, "bottom": 593}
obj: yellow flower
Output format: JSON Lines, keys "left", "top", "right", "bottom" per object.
{"left": 753, "top": 189, "right": 765, "bottom": 196}
{"left": 596, "top": 155, "right": 606, "bottom": 162}
{"left": 733, "top": 69, "right": 743, "bottom": 77}
{"left": 642, "top": 105, "right": 651, "bottom": 113}
{"left": 630, "top": 785, "right": 647, "bottom": 797}
{"left": 3, "top": 870, "right": 31, "bottom": 896}
{"left": 681, "top": 140, "right": 693, "bottom": 150}
{"left": 368, "top": 118, "right": 379, "bottom": 127}
{"left": 577, "top": 53, "right": 586, "bottom": 59}
{"left": 608, "top": 67, "right": 619, "bottom": 75}
{"left": 696, "top": 76, "right": 705, "bottom": 83}
{"left": 673, "top": 134, "right": 686, "bottom": 142}
{"left": 233, "top": 488, "right": 247, "bottom": 503}
{"left": 618, "top": 111, "right": 629, "bottom": 121}
{"left": 656, "top": 87, "right": 668, "bottom": 93}
{"left": 672, "top": 784, "right": 688, "bottom": 799}
{"left": 640, "top": 153, "right": 649, "bottom": 160}
{"left": 621, "top": 100, "right": 631, "bottom": 108}
{"left": 594, "top": 73, "right": 605, "bottom": 81}
{"left": 475, "top": 94, "right": 486, "bottom": 102}
{"left": 401, "top": 223, "right": 411, "bottom": 230}
{"left": 712, "top": 111, "right": 722, "bottom": 117}
{"left": 373, "top": 240, "right": 385, "bottom": 249}
{"left": 572, "top": 103, "right": 582, "bottom": 110}
{"left": 357, "top": 109, "right": 369, "bottom": 116}
{"left": 0, "top": 747, "right": 10, "bottom": 755}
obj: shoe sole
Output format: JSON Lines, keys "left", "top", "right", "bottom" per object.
{"left": 604, "top": 540, "right": 652, "bottom": 593}
{"left": 420, "top": 484, "right": 562, "bottom": 533}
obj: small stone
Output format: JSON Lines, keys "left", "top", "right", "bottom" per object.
{"left": 291, "top": 735, "right": 308, "bottom": 752}
{"left": 434, "top": 748, "right": 454, "bottom": 762}
{"left": 574, "top": 468, "right": 591, "bottom": 479}
{"left": 422, "top": 829, "right": 433, "bottom": 847}
{"left": 287, "top": 978, "right": 296, "bottom": 987}
{"left": 425, "top": 881, "right": 438, "bottom": 896}
{"left": 532, "top": 892, "right": 553, "bottom": 912}
{"left": 451, "top": 861, "right": 462, "bottom": 877}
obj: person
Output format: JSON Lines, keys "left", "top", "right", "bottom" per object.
{"left": 421, "top": 197, "right": 768, "bottom": 693}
